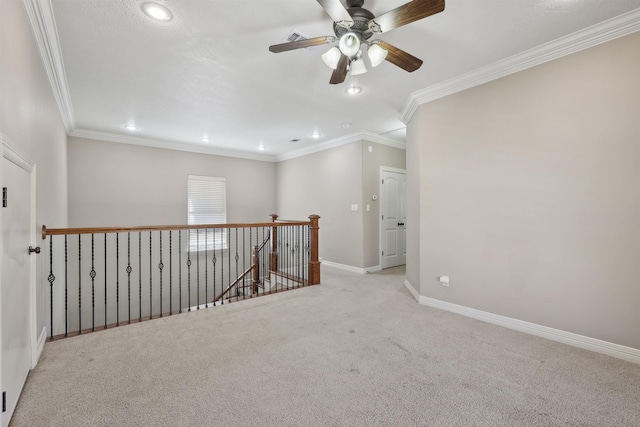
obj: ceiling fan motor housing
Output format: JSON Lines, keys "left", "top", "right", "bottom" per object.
{"left": 333, "top": 4, "right": 376, "bottom": 42}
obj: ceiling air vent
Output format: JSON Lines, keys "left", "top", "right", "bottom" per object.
{"left": 282, "top": 29, "right": 319, "bottom": 52}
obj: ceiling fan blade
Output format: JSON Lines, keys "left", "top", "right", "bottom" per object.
{"left": 371, "top": 0, "right": 444, "bottom": 33}
{"left": 330, "top": 54, "right": 349, "bottom": 84}
{"left": 377, "top": 40, "right": 423, "bottom": 72}
{"left": 316, "top": 0, "right": 354, "bottom": 28}
{"left": 269, "top": 36, "right": 337, "bottom": 53}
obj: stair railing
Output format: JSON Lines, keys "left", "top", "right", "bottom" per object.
{"left": 41, "top": 214, "right": 320, "bottom": 340}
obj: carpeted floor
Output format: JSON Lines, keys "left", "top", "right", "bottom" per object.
{"left": 10, "top": 265, "right": 640, "bottom": 426}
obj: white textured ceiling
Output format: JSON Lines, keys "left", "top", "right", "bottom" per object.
{"left": 46, "top": 0, "right": 640, "bottom": 160}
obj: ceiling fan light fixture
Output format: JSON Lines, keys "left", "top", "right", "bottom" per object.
{"left": 368, "top": 43, "right": 388, "bottom": 68}
{"left": 141, "top": 2, "right": 173, "bottom": 22}
{"left": 338, "top": 32, "right": 361, "bottom": 59}
{"left": 321, "top": 47, "right": 341, "bottom": 69}
{"left": 350, "top": 59, "right": 367, "bottom": 76}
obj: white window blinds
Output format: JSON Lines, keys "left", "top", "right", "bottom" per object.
{"left": 187, "top": 175, "right": 227, "bottom": 251}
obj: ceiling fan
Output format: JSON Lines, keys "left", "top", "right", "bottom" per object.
{"left": 269, "top": 0, "right": 445, "bottom": 84}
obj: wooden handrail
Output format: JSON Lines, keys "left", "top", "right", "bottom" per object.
{"left": 214, "top": 266, "right": 253, "bottom": 302}
{"left": 42, "top": 220, "right": 311, "bottom": 239}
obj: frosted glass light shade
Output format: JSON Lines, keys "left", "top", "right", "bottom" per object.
{"left": 339, "top": 33, "right": 361, "bottom": 58}
{"left": 321, "top": 47, "right": 341, "bottom": 69}
{"left": 368, "top": 43, "right": 388, "bottom": 67}
{"left": 350, "top": 59, "right": 367, "bottom": 76}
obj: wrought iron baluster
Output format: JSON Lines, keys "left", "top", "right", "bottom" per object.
{"left": 138, "top": 232, "right": 142, "bottom": 322}
{"left": 48, "top": 236, "right": 55, "bottom": 340}
{"left": 64, "top": 235, "right": 68, "bottom": 337}
{"left": 159, "top": 231, "right": 164, "bottom": 317}
{"left": 196, "top": 228, "right": 200, "bottom": 309}
{"left": 235, "top": 228, "right": 240, "bottom": 300}
{"left": 104, "top": 233, "right": 107, "bottom": 329}
{"left": 187, "top": 231, "right": 192, "bottom": 311}
{"left": 78, "top": 234, "right": 82, "bottom": 334}
{"left": 228, "top": 228, "right": 231, "bottom": 301}
{"left": 116, "top": 233, "right": 120, "bottom": 326}
{"left": 169, "top": 230, "right": 173, "bottom": 315}
{"left": 149, "top": 232, "right": 153, "bottom": 319}
{"left": 126, "top": 232, "right": 132, "bottom": 324}
{"left": 221, "top": 229, "right": 224, "bottom": 305}
{"left": 212, "top": 229, "right": 217, "bottom": 305}
{"left": 205, "top": 228, "right": 208, "bottom": 307}
{"left": 179, "top": 230, "right": 183, "bottom": 313}
{"left": 90, "top": 234, "right": 96, "bottom": 332}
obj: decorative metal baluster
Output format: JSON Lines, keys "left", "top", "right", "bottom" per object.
{"left": 187, "top": 231, "right": 192, "bottom": 311}
{"left": 126, "top": 232, "right": 132, "bottom": 324}
{"left": 196, "top": 228, "right": 200, "bottom": 309}
{"left": 78, "top": 234, "right": 82, "bottom": 334}
{"left": 228, "top": 228, "right": 231, "bottom": 300}
{"left": 242, "top": 228, "right": 246, "bottom": 298}
{"left": 64, "top": 235, "right": 68, "bottom": 337}
{"left": 104, "top": 233, "right": 107, "bottom": 329}
{"left": 249, "top": 228, "right": 253, "bottom": 296}
{"left": 211, "top": 232, "right": 218, "bottom": 307}
{"left": 149, "top": 232, "right": 153, "bottom": 319}
{"left": 116, "top": 233, "right": 120, "bottom": 326}
{"left": 179, "top": 230, "right": 183, "bottom": 313}
{"left": 159, "top": 231, "right": 164, "bottom": 317}
{"left": 90, "top": 234, "right": 96, "bottom": 332}
{"left": 205, "top": 228, "right": 208, "bottom": 307}
{"left": 138, "top": 232, "right": 142, "bottom": 322}
{"left": 48, "top": 236, "right": 55, "bottom": 340}
{"left": 235, "top": 228, "right": 239, "bottom": 300}
{"left": 220, "top": 230, "right": 224, "bottom": 305}
{"left": 169, "top": 230, "right": 173, "bottom": 315}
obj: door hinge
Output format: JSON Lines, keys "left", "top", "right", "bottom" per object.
{"left": 381, "top": 179, "right": 384, "bottom": 184}
{"left": 381, "top": 215, "right": 384, "bottom": 220}
{"left": 2, "top": 391, "right": 6, "bottom": 412}
{"left": 2, "top": 187, "right": 6, "bottom": 208}
{"left": 382, "top": 251, "right": 384, "bottom": 256}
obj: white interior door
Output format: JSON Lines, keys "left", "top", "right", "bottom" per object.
{"left": 380, "top": 169, "right": 406, "bottom": 269}
{"left": 1, "top": 157, "right": 33, "bottom": 427}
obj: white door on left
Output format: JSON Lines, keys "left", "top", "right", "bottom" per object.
{"left": 1, "top": 157, "right": 32, "bottom": 427}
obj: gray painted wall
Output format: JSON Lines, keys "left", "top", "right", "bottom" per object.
{"left": 276, "top": 139, "right": 405, "bottom": 269}
{"left": 1, "top": 0, "right": 69, "bottom": 339}
{"left": 276, "top": 141, "right": 364, "bottom": 268}
{"left": 67, "top": 137, "right": 276, "bottom": 227}
{"left": 407, "top": 32, "right": 640, "bottom": 349}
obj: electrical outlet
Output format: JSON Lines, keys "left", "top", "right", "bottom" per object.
{"left": 439, "top": 276, "right": 450, "bottom": 287}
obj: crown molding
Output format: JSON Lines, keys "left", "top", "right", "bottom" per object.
{"left": 2, "top": 133, "right": 34, "bottom": 172}
{"left": 400, "top": 8, "right": 640, "bottom": 124}
{"left": 22, "top": 0, "right": 75, "bottom": 132}
{"left": 275, "top": 130, "right": 405, "bottom": 162}
{"left": 69, "top": 129, "right": 277, "bottom": 162}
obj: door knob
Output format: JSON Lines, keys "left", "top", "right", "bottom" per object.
{"left": 28, "top": 246, "right": 41, "bottom": 255}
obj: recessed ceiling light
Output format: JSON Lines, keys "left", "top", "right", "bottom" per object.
{"left": 345, "top": 86, "right": 362, "bottom": 95}
{"left": 311, "top": 132, "right": 321, "bottom": 139}
{"left": 141, "top": 2, "right": 173, "bottom": 22}
{"left": 201, "top": 136, "right": 210, "bottom": 142}
{"left": 258, "top": 145, "right": 265, "bottom": 151}
{"left": 342, "top": 123, "right": 352, "bottom": 129}
{"left": 124, "top": 123, "right": 138, "bottom": 131}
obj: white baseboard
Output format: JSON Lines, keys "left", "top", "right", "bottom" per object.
{"left": 404, "top": 279, "right": 420, "bottom": 302}
{"left": 404, "top": 278, "right": 640, "bottom": 364}
{"left": 32, "top": 326, "right": 46, "bottom": 368}
{"left": 322, "top": 261, "right": 382, "bottom": 274}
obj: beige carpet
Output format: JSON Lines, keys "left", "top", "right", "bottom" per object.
{"left": 11, "top": 265, "right": 640, "bottom": 426}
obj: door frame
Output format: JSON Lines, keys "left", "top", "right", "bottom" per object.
{"left": 379, "top": 166, "right": 407, "bottom": 269}
{"left": 0, "top": 134, "right": 41, "bottom": 424}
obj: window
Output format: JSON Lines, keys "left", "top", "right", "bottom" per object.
{"left": 187, "top": 175, "right": 227, "bottom": 251}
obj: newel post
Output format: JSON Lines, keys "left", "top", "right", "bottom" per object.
{"left": 269, "top": 214, "right": 278, "bottom": 272}
{"left": 308, "top": 214, "right": 320, "bottom": 285}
